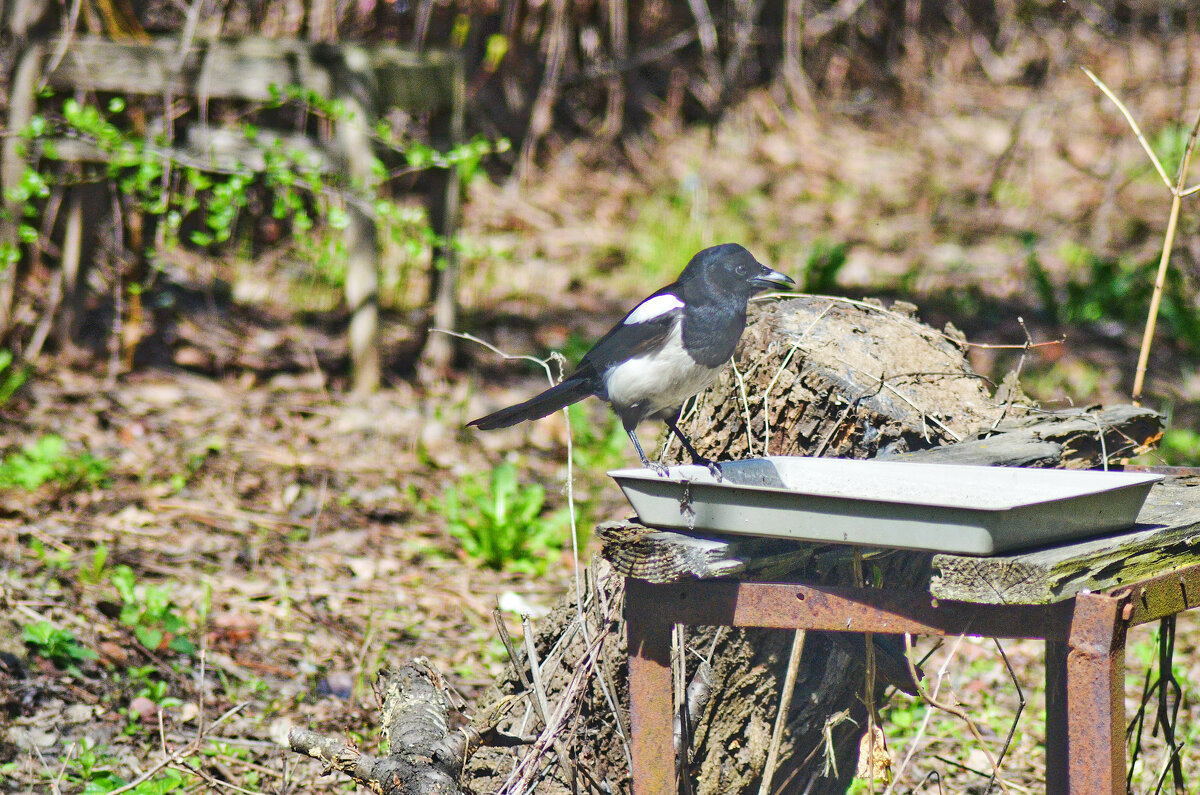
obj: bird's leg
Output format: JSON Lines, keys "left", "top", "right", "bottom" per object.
{"left": 665, "top": 418, "right": 722, "bottom": 481}
{"left": 626, "top": 429, "right": 668, "bottom": 476}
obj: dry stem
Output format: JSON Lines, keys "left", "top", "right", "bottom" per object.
{"left": 901, "top": 635, "right": 1012, "bottom": 794}
{"left": 1081, "top": 68, "right": 1200, "bottom": 401}
{"left": 758, "top": 629, "right": 807, "bottom": 795}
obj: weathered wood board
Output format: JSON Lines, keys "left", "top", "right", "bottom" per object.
{"left": 895, "top": 403, "right": 1162, "bottom": 469}
{"left": 600, "top": 476, "right": 1200, "bottom": 606}
{"left": 38, "top": 36, "right": 457, "bottom": 110}
{"left": 930, "top": 474, "right": 1200, "bottom": 604}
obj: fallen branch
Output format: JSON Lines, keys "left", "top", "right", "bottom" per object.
{"left": 289, "top": 659, "right": 524, "bottom": 795}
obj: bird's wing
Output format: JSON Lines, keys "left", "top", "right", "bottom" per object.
{"left": 578, "top": 289, "right": 684, "bottom": 375}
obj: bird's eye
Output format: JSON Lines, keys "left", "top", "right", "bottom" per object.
{"left": 735, "top": 264, "right": 748, "bottom": 276}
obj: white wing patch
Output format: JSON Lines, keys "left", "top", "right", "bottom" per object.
{"left": 623, "top": 293, "right": 684, "bottom": 325}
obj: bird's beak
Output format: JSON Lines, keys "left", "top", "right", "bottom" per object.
{"left": 752, "top": 266, "right": 795, "bottom": 291}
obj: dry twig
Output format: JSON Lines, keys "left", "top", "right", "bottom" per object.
{"left": 901, "top": 636, "right": 1012, "bottom": 794}
{"left": 106, "top": 703, "right": 248, "bottom": 795}
{"left": 758, "top": 629, "right": 806, "bottom": 795}
{"left": 1082, "top": 67, "right": 1200, "bottom": 401}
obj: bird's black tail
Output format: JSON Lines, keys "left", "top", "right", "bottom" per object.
{"left": 468, "top": 377, "right": 594, "bottom": 430}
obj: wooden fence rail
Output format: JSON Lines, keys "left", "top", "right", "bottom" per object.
{"left": 1, "top": 35, "right": 465, "bottom": 389}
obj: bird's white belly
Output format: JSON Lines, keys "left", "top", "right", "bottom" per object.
{"left": 604, "top": 326, "right": 721, "bottom": 416}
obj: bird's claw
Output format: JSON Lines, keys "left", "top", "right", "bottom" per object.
{"left": 695, "top": 458, "right": 723, "bottom": 481}
{"left": 643, "top": 460, "right": 671, "bottom": 477}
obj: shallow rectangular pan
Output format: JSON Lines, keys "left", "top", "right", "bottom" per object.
{"left": 608, "top": 456, "right": 1162, "bottom": 555}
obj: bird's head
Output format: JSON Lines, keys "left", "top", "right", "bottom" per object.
{"left": 681, "top": 243, "right": 795, "bottom": 299}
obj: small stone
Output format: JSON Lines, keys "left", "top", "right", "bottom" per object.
{"left": 64, "top": 704, "right": 93, "bottom": 723}
{"left": 129, "top": 696, "right": 158, "bottom": 721}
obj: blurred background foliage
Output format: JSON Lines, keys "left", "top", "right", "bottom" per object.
{"left": 0, "top": 0, "right": 1197, "bottom": 461}
{"left": 4, "top": 1, "right": 1196, "bottom": 172}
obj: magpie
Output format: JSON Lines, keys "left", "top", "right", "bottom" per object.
{"left": 468, "top": 244, "right": 794, "bottom": 473}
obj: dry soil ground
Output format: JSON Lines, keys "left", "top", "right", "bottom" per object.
{"left": 3, "top": 31, "right": 1200, "bottom": 795}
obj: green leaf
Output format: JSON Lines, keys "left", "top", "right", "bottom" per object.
{"left": 130, "top": 768, "right": 187, "bottom": 794}
{"left": 111, "top": 565, "right": 137, "bottom": 603}
{"left": 22, "top": 620, "right": 54, "bottom": 646}
{"left": 84, "top": 774, "right": 128, "bottom": 794}
{"left": 68, "top": 642, "right": 100, "bottom": 661}
{"left": 168, "top": 635, "right": 196, "bottom": 654}
{"left": 484, "top": 34, "right": 509, "bottom": 71}
{"left": 327, "top": 205, "right": 349, "bottom": 230}
{"left": 135, "top": 626, "right": 163, "bottom": 650}
{"left": 437, "top": 463, "right": 563, "bottom": 572}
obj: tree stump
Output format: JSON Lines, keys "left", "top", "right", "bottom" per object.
{"left": 673, "top": 295, "right": 1003, "bottom": 463}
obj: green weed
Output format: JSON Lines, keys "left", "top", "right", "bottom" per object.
{"left": 565, "top": 403, "right": 629, "bottom": 545}
{"left": 801, "top": 240, "right": 848, "bottom": 294}
{"left": 110, "top": 565, "right": 196, "bottom": 654}
{"left": 570, "top": 404, "right": 627, "bottom": 472}
{"left": 27, "top": 539, "right": 111, "bottom": 590}
{"left": 0, "top": 349, "right": 27, "bottom": 403}
{"left": 125, "top": 664, "right": 182, "bottom": 709}
{"left": 28, "top": 536, "right": 74, "bottom": 571}
{"left": 67, "top": 740, "right": 128, "bottom": 792}
{"left": 553, "top": 332, "right": 595, "bottom": 370}
{"left": 0, "top": 435, "right": 110, "bottom": 491}
{"left": 1026, "top": 239, "right": 1200, "bottom": 353}
{"left": 624, "top": 178, "right": 756, "bottom": 286}
{"left": 80, "top": 544, "right": 112, "bottom": 585}
{"left": 1146, "top": 123, "right": 1193, "bottom": 185}
{"left": 22, "top": 619, "right": 97, "bottom": 676}
{"left": 160, "top": 436, "right": 224, "bottom": 494}
{"left": 68, "top": 738, "right": 190, "bottom": 794}
{"left": 437, "top": 462, "right": 568, "bottom": 573}
{"left": 7, "top": 89, "right": 506, "bottom": 331}
{"left": 1158, "top": 427, "right": 1200, "bottom": 465}
{"left": 1021, "top": 359, "right": 1107, "bottom": 403}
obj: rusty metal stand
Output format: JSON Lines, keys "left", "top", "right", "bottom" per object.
{"left": 624, "top": 575, "right": 1180, "bottom": 795}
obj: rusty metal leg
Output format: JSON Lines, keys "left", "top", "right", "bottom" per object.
{"left": 1065, "top": 592, "right": 1129, "bottom": 795}
{"left": 626, "top": 578, "right": 676, "bottom": 795}
{"left": 1045, "top": 638, "right": 1069, "bottom": 795}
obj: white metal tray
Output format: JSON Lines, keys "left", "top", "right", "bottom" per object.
{"left": 608, "top": 456, "right": 1163, "bottom": 555}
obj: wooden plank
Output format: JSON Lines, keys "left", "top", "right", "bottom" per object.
{"left": 37, "top": 36, "right": 456, "bottom": 112}
{"left": 371, "top": 47, "right": 461, "bottom": 113}
{"left": 182, "top": 126, "right": 328, "bottom": 172}
{"left": 194, "top": 39, "right": 334, "bottom": 102}
{"left": 604, "top": 478, "right": 1200, "bottom": 604}
{"left": 891, "top": 404, "right": 1162, "bottom": 469}
{"left": 45, "top": 37, "right": 189, "bottom": 95}
{"left": 34, "top": 127, "right": 329, "bottom": 173}
{"left": 930, "top": 476, "right": 1200, "bottom": 604}
{"left": 599, "top": 520, "right": 820, "bottom": 583}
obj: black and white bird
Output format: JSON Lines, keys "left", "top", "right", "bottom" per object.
{"left": 468, "top": 244, "right": 794, "bottom": 473}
